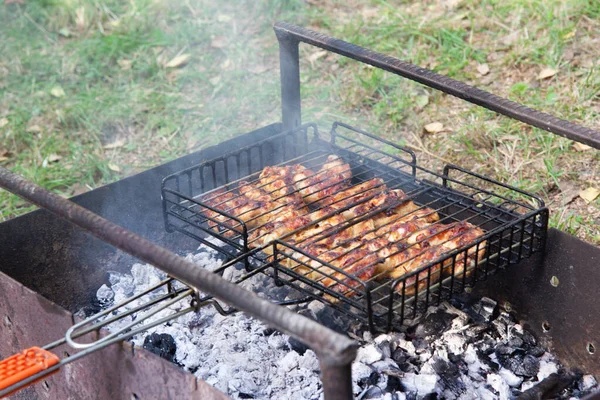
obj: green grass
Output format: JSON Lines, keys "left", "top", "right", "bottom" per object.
{"left": 1, "top": 0, "right": 599, "bottom": 243}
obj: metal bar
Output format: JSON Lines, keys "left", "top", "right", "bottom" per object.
{"left": 274, "top": 22, "right": 600, "bottom": 149}
{"left": 275, "top": 27, "right": 301, "bottom": 131}
{"left": 320, "top": 359, "right": 354, "bottom": 400}
{"left": 0, "top": 167, "right": 357, "bottom": 399}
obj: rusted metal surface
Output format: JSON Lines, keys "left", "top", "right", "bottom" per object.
{"left": 274, "top": 22, "right": 600, "bottom": 149}
{"left": 471, "top": 228, "right": 600, "bottom": 377}
{"left": 0, "top": 166, "right": 357, "bottom": 399}
{"left": 0, "top": 271, "right": 228, "bottom": 399}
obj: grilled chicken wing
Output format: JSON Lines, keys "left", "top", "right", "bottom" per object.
{"left": 201, "top": 187, "right": 263, "bottom": 236}
{"left": 371, "top": 190, "right": 439, "bottom": 228}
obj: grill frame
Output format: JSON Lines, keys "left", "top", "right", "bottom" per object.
{"left": 161, "top": 121, "right": 548, "bottom": 331}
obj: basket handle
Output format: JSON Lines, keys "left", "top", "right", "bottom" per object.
{"left": 274, "top": 22, "right": 600, "bottom": 149}
{"left": 0, "top": 347, "right": 60, "bottom": 398}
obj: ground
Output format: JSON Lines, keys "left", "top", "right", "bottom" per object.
{"left": 0, "top": 0, "right": 598, "bottom": 244}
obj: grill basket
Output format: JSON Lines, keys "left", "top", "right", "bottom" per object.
{"left": 162, "top": 122, "right": 548, "bottom": 331}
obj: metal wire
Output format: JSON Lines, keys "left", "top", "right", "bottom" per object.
{"left": 161, "top": 122, "right": 548, "bottom": 331}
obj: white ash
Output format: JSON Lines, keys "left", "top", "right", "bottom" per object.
{"left": 93, "top": 242, "right": 599, "bottom": 399}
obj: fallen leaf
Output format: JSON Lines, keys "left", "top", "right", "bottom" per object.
{"left": 165, "top": 54, "right": 190, "bottom": 68}
{"left": 247, "top": 64, "right": 270, "bottom": 74}
{"left": 361, "top": 7, "right": 379, "bottom": 19}
{"left": 0, "top": 117, "right": 8, "bottom": 128}
{"left": 50, "top": 86, "right": 66, "bottom": 98}
{"left": 537, "top": 68, "right": 557, "bottom": 80}
{"left": 48, "top": 154, "right": 62, "bottom": 163}
{"left": 424, "top": 122, "right": 444, "bottom": 134}
{"left": 502, "top": 31, "right": 519, "bottom": 46}
{"left": 221, "top": 58, "right": 231, "bottom": 69}
{"left": 558, "top": 180, "right": 579, "bottom": 206}
{"left": 0, "top": 147, "right": 9, "bottom": 162}
{"left": 308, "top": 50, "right": 327, "bottom": 65}
{"left": 579, "top": 187, "right": 600, "bottom": 203}
{"left": 415, "top": 95, "right": 429, "bottom": 109}
{"left": 58, "top": 27, "right": 71, "bottom": 38}
{"left": 103, "top": 138, "right": 126, "bottom": 150}
{"left": 108, "top": 163, "right": 121, "bottom": 172}
{"left": 216, "top": 14, "right": 232, "bottom": 22}
{"left": 76, "top": 7, "right": 86, "bottom": 31}
{"left": 26, "top": 124, "right": 42, "bottom": 133}
{"left": 477, "top": 63, "right": 490, "bottom": 76}
{"left": 117, "top": 59, "right": 133, "bottom": 70}
{"left": 573, "top": 142, "right": 592, "bottom": 152}
{"left": 210, "top": 36, "right": 227, "bottom": 49}
{"left": 562, "top": 30, "right": 576, "bottom": 40}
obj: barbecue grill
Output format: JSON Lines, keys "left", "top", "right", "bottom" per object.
{"left": 0, "top": 22, "right": 599, "bottom": 399}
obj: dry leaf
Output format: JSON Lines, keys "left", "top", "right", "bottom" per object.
{"left": 308, "top": 50, "right": 327, "bottom": 65}
{"left": 221, "top": 58, "right": 231, "bottom": 69}
{"left": 247, "top": 64, "right": 270, "bottom": 74}
{"left": 537, "top": 68, "right": 557, "bottom": 80}
{"left": 477, "top": 63, "right": 490, "bottom": 76}
{"left": 48, "top": 154, "right": 62, "bottom": 163}
{"left": 424, "top": 122, "right": 444, "bottom": 134}
{"left": 558, "top": 180, "right": 579, "bottom": 206}
{"left": 573, "top": 142, "right": 592, "bottom": 152}
{"left": 26, "top": 124, "right": 42, "bottom": 133}
{"left": 108, "top": 163, "right": 121, "bottom": 172}
{"left": 76, "top": 7, "right": 86, "bottom": 31}
{"left": 210, "top": 36, "right": 227, "bottom": 49}
{"left": 563, "top": 30, "right": 576, "bottom": 40}
{"left": 216, "top": 14, "right": 232, "bottom": 22}
{"left": 361, "top": 7, "right": 379, "bottom": 18}
{"left": 58, "top": 27, "right": 71, "bottom": 38}
{"left": 117, "top": 59, "right": 133, "bottom": 70}
{"left": 579, "top": 187, "right": 600, "bottom": 203}
{"left": 165, "top": 54, "right": 190, "bottom": 68}
{"left": 0, "top": 117, "right": 8, "bottom": 128}
{"left": 502, "top": 31, "right": 519, "bottom": 46}
{"left": 50, "top": 86, "right": 66, "bottom": 98}
{"left": 103, "top": 138, "right": 126, "bottom": 150}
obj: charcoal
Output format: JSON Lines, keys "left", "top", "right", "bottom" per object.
{"left": 500, "top": 354, "right": 539, "bottom": 378}
{"left": 421, "top": 393, "right": 438, "bottom": 399}
{"left": 508, "top": 335, "right": 524, "bottom": 348}
{"left": 237, "top": 393, "right": 254, "bottom": 399}
{"left": 361, "top": 386, "right": 384, "bottom": 399}
{"left": 377, "top": 340, "right": 392, "bottom": 359}
{"left": 392, "top": 348, "right": 408, "bottom": 365}
{"left": 495, "top": 344, "right": 519, "bottom": 356}
{"left": 433, "top": 359, "right": 465, "bottom": 395}
{"left": 143, "top": 333, "right": 177, "bottom": 362}
{"left": 520, "top": 330, "right": 537, "bottom": 347}
{"left": 581, "top": 374, "right": 598, "bottom": 391}
{"left": 527, "top": 346, "right": 545, "bottom": 357}
{"left": 357, "top": 344, "right": 384, "bottom": 365}
{"left": 386, "top": 375, "right": 403, "bottom": 392}
{"left": 288, "top": 336, "right": 308, "bottom": 355}
{"left": 358, "top": 371, "right": 380, "bottom": 387}
{"left": 96, "top": 284, "right": 114, "bottom": 306}
{"left": 471, "top": 297, "right": 497, "bottom": 322}
{"left": 413, "top": 309, "right": 456, "bottom": 338}
{"left": 516, "top": 371, "right": 576, "bottom": 400}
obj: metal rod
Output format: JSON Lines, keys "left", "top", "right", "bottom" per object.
{"left": 276, "top": 28, "right": 301, "bottom": 131}
{"left": 0, "top": 166, "right": 357, "bottom": 399}
{"left": 274, "top": 22, "right": 600, "bottom": 149}
{"left": 320, "top": 358, "right": 354, "bottom": 400}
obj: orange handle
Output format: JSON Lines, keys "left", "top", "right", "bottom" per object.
{"left": 0, "top": 347, "right": 60, "bottom": 397}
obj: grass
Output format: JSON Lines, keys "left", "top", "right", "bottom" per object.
{"left": 0, "top": 0, "right": 598, "bottom": 244}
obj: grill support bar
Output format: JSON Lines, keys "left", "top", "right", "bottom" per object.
{"left": 274, "top": 22, "right": 600, "bottom": 149}
{"left": 0, "top": 166, "right": 357, "bottom": 400}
